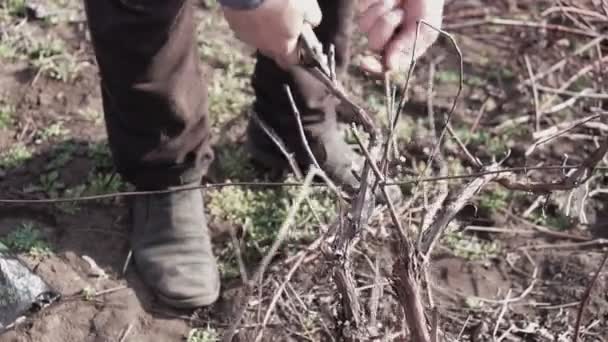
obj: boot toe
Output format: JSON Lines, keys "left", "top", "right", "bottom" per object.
{"left": 135, "top": 245, "right": 220, "bottom": 309}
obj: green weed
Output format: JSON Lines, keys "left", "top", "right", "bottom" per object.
{"left": 442, "top": 231, "right": 500, "bottom": 261}
{"left": 0, "top": 102, "right": 14, "bottom": 129}
{"left": 454, "top": 128, "right": 508, "bottom": 156}
{"left": 39, "top": 121, "right": 69, "bottom": 141}
{"left": 186, "top": 327, "right": 219, "bottom": 342}
{"left": 23, "top": 171, "right": 65, "bottom": 198}
{"left": 86, "top": 172, "right": 125, "bottom": 197}
{"left": 87, "top": 142, "right": 114, "bottom": 170}
{"left": 478, "top": 186, "right": 510, "bottom": 214}
{"left": 27, "top": 38, "right": 82, "bottom": 82}
{"left": 1, "top": 0, "right": 27, "bottom": 17}
{"left": 0, "top": 144, "right": 32, "bottom": 169}
{"left": 215, "top": 145, "right": 256, "bottom": 180}
{"left": 1, "top": 222, "right": 52, "bottom": 258}
{"left": 199, "top": 35, "right": 254, "bottom": 128}
{"left": 207, "top": 176, "right": 335, "bottom": 254}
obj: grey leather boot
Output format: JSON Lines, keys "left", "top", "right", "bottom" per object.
{"left": 131, "top": 187, "right": 220, "bottom": 309}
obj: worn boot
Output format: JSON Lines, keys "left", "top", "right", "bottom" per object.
{"left": 131, "top": 187, "right": 220, "bottom": 309}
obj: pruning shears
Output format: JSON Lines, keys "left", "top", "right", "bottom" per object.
{"left": 297, "top": 25, "right": 332, "bottom": 78}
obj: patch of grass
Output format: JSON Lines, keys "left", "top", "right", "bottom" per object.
{"left": 38, "top": 121, "right": 69, "bottom": 141}
{"left": 478, "top": 186, "right": 510, "bottom": 214}
{"left": 87, "top": 141, "right": 114, "bottom": 170}
{"left": 27, "top": 38, "right": 82, "bottom": 82}
{"left": 85, "top": 172, "right": 125, "bottom": 197}
{"left": 436, "top": 70, "right": 461, "bottom": 83}
{"left": 186, "top": 327, "right": 219, "bottom": 342}
{"left": 199, "top": 29, "right": 254, "bottom": 128}
{"left": 531, "top": 211, "right": 572, "bottom": 231}
{"left": 454, "top": 128, "right": 508, "bottom": 157}
{"left": 0, "top": 143, "right": 32, "bottom": 169}
{"left": 46, "top": 141, "right": 79, "bottom": 170}
{"left": 1, "top": 222, "right": 52, "bottom": 259}
{"left": 207, "top": 176, "right": 335, "bottom": 254}
{"left": 0, "top": 101, "right": 15, "bottom": 129}
{"left": 442, "top": 231, "right": 500, "bottom": 261}
{"left": 1, "top": 0, "right": 27, "bottom": 17}
{"left": 23, "top": 171, "right": 65, "bottom": 198}
{"left": 215, "top": 145, "right": 256, "bottom": 180}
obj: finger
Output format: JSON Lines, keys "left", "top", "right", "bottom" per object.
{"left": 301, "top": 0, "right": 322, "bottom": 27}
{"left": 358, "top": 0, "right": 383, "bottom": 14}
{"left": 281, "top": 36, "right": 301, "bottom": 67}
{"left": 358, "top": 0, "right": 399, "bottom": 33}
{"left": 367, "top": 9, "right": 405, "bottom": 52}
{"left": 358, "top": 54, "right": 385, "bottom": 76}
{"left": 383, "top": 26, "right": 417, "bottom": 71}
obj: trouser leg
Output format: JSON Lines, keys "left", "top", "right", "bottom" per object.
{"left": 84, "top": 0, "right": 212, "bottom": 190}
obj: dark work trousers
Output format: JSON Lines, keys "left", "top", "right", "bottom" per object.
{"left": 84, "top": 0, "right": 355, "bottom": 190}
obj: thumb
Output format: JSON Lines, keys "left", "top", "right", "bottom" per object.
{"left": 300, "top": 0, "right": 322, "bottom": 27}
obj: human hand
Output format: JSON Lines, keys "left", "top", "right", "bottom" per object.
{"left": 222, "top": 0, "right": 322, "bottom": 68}
{"left": 357, "top": 0, "right": 445, "bottom": 74}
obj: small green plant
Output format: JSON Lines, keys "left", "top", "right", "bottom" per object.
{"left": 27, "top": 38, "right": 82, "bottom": 82}
{"left": 442, "top": 231, "right": 500, "bottom": 261}
{"left": 215, "top": 145, "right": 255, "bottom": 180}
{"left": 0, "top": 144, "right": 32, "bottom": 169}
{"left": 2, "top": 222, "right": 52, "bottom": 258}
{"left": 454, "top": 128, "right": 508, "bottom": 156}
{"left": 0, "top": 102, "right": 14, "bottom": 129}
{"left": 186, "top": 327, "right": 219, "bottom": 342}
{"left": 478, "top": 187, "right": 510, "bottom": 214}
{"left": 531, "top": 211, "right": 572, "bottom": 231}
{"left": 1, "top": 0, "right": 27, "bottom": 17}
{"left": 207, "top": 175, "right": 335, "bottom": 256}
{"left": 23, "top": 171, "right": 65, "bottom": 198}
{"left": 86, "top": 172, "right": 125, "bottom": 197}
{"left": 87, "top": 142, "right": 114, "bottom": 170}
{"left": 39, "top": 122, "right": 69, "bottom": 141}
{"left": 81, "top": 286, "right": 96, "bottom": 301}
{"left": 436, "top": 70, "right": 461, "bottom": 83}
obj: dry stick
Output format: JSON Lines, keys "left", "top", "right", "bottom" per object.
{"left": 541, "top": 55, "right": 608, "bottom": 111}
{"left": 443, "top": 17, "right": 602, "bottom": 37}
{"left": 524, "top": 55, "right": 541, "bottom": 132}
{"left": 525, "top": 114, "right": 602, "bottom": 156}
{"left": 499, "top": 138, "right": 608, "bottom": 194}
{"left": 351, "top": 128, "right": 429, "bottom": 342}
{"left": 521, "top": 36, "right": 606, "bottom": 87}
{"left": 285, "top": 85, "right": 322, "bottom": 171}
{"left": 222, "top": 169, "right": 318, "bottom": 342}
{"left": 419, "top": 164, "right": 504, "bottom": 257}
{"left": 573, "top": 252, "right": 608, "bottom": 342}
{"left": 230, "top": 226, "right": 248, "bottom": 284}
{"left": 541, "top": 88, "right": 593, "bottom": 115}
{"left": 118, "top": 322, "right": 135, "bottom": 342}
{"left": 446, "top": 124, "right": 482, "bottom": 168}
{"left": 522, "top": 239, "right": 608, "bottom": 250}
{"left": 392, "top": 20, "right": 464, "bottom": 213}
{"left": 532, "top": 113, "right": 603, "bottom": 141}
{"left": 255, "top": 238, "right": 322, "bottom": 342}
{"left": 492, "top": 289, "right": 512, "bottom": 340}
{"left": 535, "top": 85, "right": 608, "bottom": 99}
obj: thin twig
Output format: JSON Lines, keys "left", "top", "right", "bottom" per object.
{"left": 222, "top": 169, "right": 319, "bottom": 342}
{"left": 524, "top": 55, "right": 541, "bottom": 131}
{"left": 118, "top": 322, "right": 135, "bottom": 342}
{"left": 492, "top": 289, "right": 512, "bottom": 340}
{"left": 573, "top": 252, "right": 608, "bottom": 342}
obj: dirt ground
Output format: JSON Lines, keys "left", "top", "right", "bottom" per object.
{"left": 0, "top": 0, "right": 607, "bottom": 341}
